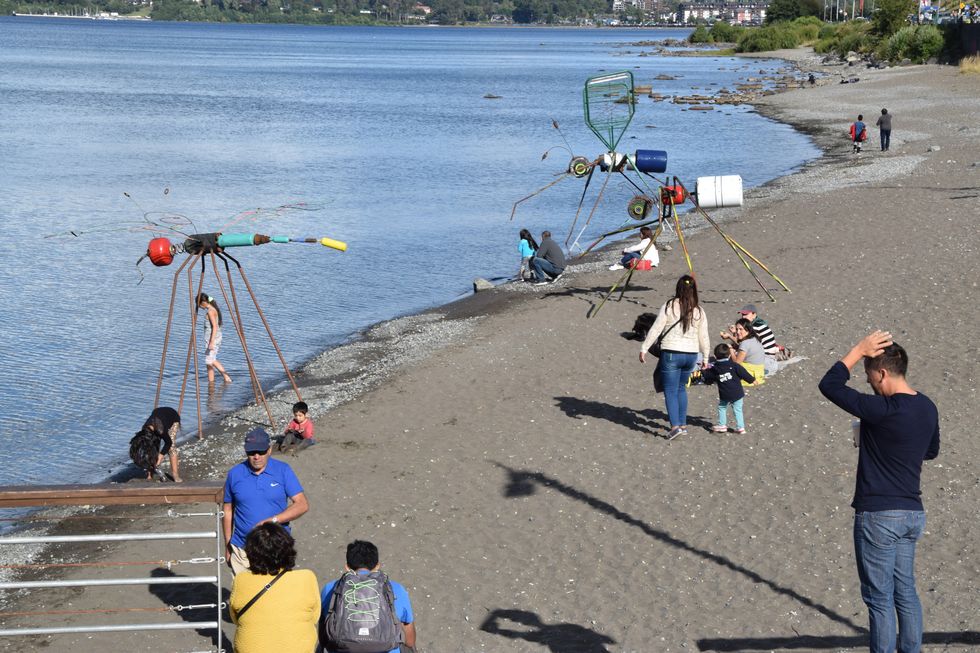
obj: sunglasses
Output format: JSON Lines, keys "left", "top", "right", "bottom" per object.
{"left": 246, "top": 449, "right": 269, "bottom": 456}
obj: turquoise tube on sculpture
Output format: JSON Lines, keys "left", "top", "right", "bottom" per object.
{"left": 217, "top": 233, "right": 260, "bottom": 248}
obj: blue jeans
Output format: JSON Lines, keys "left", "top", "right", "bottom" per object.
{"left": 659, "top": 350, "right": 697, "bottom": 427}
{"left": 531, "top": 257, "right": 562, "bottom": 281}
{"left": 853, "top": 510, "right": 926, "bottom": 653}
{"left": 620, "top": 251, "right": 641, "bottom": 266}
{"left": 717, "top": 398, "right": 744, "bottom": 429}
{"left": 880, "top": 129, "right": 891, "bottom": 151}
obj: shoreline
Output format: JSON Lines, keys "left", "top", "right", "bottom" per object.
{"left": 2, "top": 50, "right": 977, "bottom": 651}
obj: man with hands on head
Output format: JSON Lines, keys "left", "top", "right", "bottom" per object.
{"left": 818, "top": 330, "right": 940, "bottom": 653}
{"left": 223, "top": 427, "right": 309, "bottom": 575}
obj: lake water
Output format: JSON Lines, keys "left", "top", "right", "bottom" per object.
{"left": 0, "top": 19, "right": 820, "bottom": 486}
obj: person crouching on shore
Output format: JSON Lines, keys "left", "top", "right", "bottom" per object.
{"left": 130, "top": 406, "right": 182, "bottom": 483}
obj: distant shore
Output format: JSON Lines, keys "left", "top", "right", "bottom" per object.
{"left": 2, "top": 50, "right": 977, "bottom": 652}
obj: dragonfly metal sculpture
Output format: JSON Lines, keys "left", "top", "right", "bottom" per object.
{"left": 48, "top": 197, "right": 347, "bottom": 438}
{"left": 510, "top": 70, "right": 789, "bottom": 317}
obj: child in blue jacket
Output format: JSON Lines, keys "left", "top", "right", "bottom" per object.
{"left": 701, "top": 343, "right": 755, "bottom": 434}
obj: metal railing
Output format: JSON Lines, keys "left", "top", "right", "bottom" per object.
{"left": 0, "top": 483, "right": 226, "bottom": 652}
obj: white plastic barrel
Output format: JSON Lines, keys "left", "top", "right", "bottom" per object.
{"left": 695, "top": 175, "right": 743, "bottom": 209}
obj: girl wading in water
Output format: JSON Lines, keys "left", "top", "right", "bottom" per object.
{"left": 198, "top": 293, "right": 233, "bottom": 385}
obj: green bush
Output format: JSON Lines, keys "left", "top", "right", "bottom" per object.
{"left": 688, "top": 25, "right": 712, "bottom": 43}
{"left": 818, "top": 23, "right": 837, "bottom": 39}
{"left": 886, "top": 24, "right": 944, "bottom": 62}
{"left": 709, "top": 20, "right": 744, "bottom": 42}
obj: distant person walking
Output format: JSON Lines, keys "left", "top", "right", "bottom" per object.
{"left": 639, "top": 275, "right": 710, "bottom": 440}
{"left": 818, "top": 331, "right": 940, "bottom": 653}
{"left": 876, "top": 108, "right": 892, "bottom": 152}
{"left": 197, "top": 293, "right": 232, "bottom": 385}
{"left": 850, "top": 115, "right": 867, "bottom": 154}
{"left": 517, "top": 229, "right": 538, "bottom": 281}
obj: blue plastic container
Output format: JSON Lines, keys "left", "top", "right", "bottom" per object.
{"left": 634, "top": 149, "right": 668, "bottom": 173}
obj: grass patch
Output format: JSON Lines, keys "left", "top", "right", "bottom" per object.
{"left": 687, "top": 47, "right": 738, "bottom": 56}
{"left": 961, "top": 54, "right": 980, "bottom": 74}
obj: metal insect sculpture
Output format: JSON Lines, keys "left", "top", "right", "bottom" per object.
{"left": 510, "top": 71, "right": 789, "bottom": 317}
{"left": 48, "top": 196, "right": 347, "bottom": 439}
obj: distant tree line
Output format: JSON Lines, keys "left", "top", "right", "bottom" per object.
{"left": 1, "top": 0, "right": 664, "bottom": 23}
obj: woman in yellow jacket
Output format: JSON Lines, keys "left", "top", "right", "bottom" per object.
{"left": 230, "top": 522, "right": 320, "bottom": 653}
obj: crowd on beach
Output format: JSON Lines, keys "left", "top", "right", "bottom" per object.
{"left": 123, "top": 216, "right": 939, "bottom": 653}
{"left": 511, "top": 223, "right": 942, "bottom": 653}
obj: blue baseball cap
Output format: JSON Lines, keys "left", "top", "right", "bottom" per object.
{"left": 244, "top": 428, "right": 271, "bottom": 452}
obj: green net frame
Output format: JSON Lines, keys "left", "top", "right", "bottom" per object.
{"left": 583, "top": 71, "right": 635, "bottom": 153}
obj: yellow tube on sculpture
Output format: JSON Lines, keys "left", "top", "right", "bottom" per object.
{"left": 319, "top": 237, "right": 348, "bottom": 252}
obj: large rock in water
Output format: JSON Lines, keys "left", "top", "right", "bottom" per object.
{"left": 473, "top": 278, "right": 494, "bottom": 292}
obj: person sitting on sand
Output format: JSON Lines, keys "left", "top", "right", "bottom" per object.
{"left": 131, "top": 406, "right": 183, "bottom": 483}
{"left": 609, "top": 226, "right": 659, "bottom": 271}
{"left": 518, "top": 229, "right": 538, "bottom": 281}
{"left": 722, "top": 304, "right": 779, "bottom": 358}
{"left": 727, "top": 318, "right": 770, "bottom": 384}
{"left": 701, "top": 343, "right": 755, "bottom": 434}
{"left": 276, "top": 401, "right": 315, "bottom": 455}
{"left": 530, "top": 230, "right": 565, "bottom": 285}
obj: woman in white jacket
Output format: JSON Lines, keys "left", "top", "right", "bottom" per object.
{"left": 639, "top": 275, "right": 711, "bottom": 440}
{"left": 609, "top": 226, "right": 659, "bottom": 271}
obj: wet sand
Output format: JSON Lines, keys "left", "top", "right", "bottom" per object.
{"left": 2, "top": 53, "right": 978, "bottom": 652}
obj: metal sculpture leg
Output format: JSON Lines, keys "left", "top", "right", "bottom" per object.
{"left": 209, "top": 253, "right": 275, "bottom": 430}
{"left": 154, "top": 254, "right": 198, "bottom": 410}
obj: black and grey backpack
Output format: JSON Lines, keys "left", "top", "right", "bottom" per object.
{"left": 320, "top": 570, "right": 403, "bottom": 653}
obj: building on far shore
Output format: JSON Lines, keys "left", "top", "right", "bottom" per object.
{"left": 677, "top": 0, "right": 768, "bottom": 23}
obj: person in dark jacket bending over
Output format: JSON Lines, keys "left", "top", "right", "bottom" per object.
{"left": 530, "top": 230, "right": 566, "bottom": 285}
{"left": 818, "top": 330, "right": 940, "bottom": 653}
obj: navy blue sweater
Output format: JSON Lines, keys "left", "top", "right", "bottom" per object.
{"left": 818, "top": 361, "right": 940, "bottom": 512}
{"left": 701, "top": 358, "right": 755, "bottom": 402}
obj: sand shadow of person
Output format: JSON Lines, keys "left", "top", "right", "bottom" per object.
{"left": 147, "top": 567, "right": 233, "bottom": 651}
{"left": 480, "top": 608, "right": 616, "bottom": 653}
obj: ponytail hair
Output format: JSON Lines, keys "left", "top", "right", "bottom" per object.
{"left": 197, "top": 292, "right": 223, "bottom": 326}
{"left": 669, "top": 274, "right": 700, "bottom": 332}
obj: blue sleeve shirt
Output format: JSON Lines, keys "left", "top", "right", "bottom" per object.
{"left": 319, "top": 573, "right": 413, "bottom": 653}
{"left": 818, "top": 361, "right": 940, "bottom": 512}
{"left": 518, "top": 240, "right": 535, "bottom": 258}
{"left": 223, "top": 458, "right": 304, "bottom": 547}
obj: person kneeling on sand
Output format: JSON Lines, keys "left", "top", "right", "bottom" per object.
{"left": 609, "top": 226, "right": 659, "bottom": 271}
{"left": 319, "top": 540, "right": 417, "bottom": 653}
{"left": 530, "top": 230, "right": 566, "bottom": 285}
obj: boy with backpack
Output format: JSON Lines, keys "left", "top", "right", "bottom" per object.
{"left": 850, "top": 114, "right": 867, "bottom": 153}
{"left": 701, "top": 343, "right": 755, "bottom": 434}
{"left": 319, "top": 540, "right": 416, "bottom": 653}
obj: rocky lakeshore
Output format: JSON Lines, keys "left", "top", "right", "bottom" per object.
{"left": 1, "top": 53, "right": 978, "bottom": 652}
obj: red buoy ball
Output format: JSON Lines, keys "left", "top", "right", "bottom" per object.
{"left": 147, "top": 238, "right": 175, "bottom": 266}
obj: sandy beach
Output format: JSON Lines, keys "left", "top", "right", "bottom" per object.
{"left": 2, "top": 52, "right": 978, "bottom": 652}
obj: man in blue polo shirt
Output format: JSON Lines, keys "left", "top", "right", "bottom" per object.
{"left": 222, "top": 428, "right": 309, "bottom": 575}
{"left": 818, "top": 331, "right": 940, "bottom": 653}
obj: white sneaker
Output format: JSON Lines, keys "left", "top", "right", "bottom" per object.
{"left": 608, "top": 264, "right": 624, "bottom": 271}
